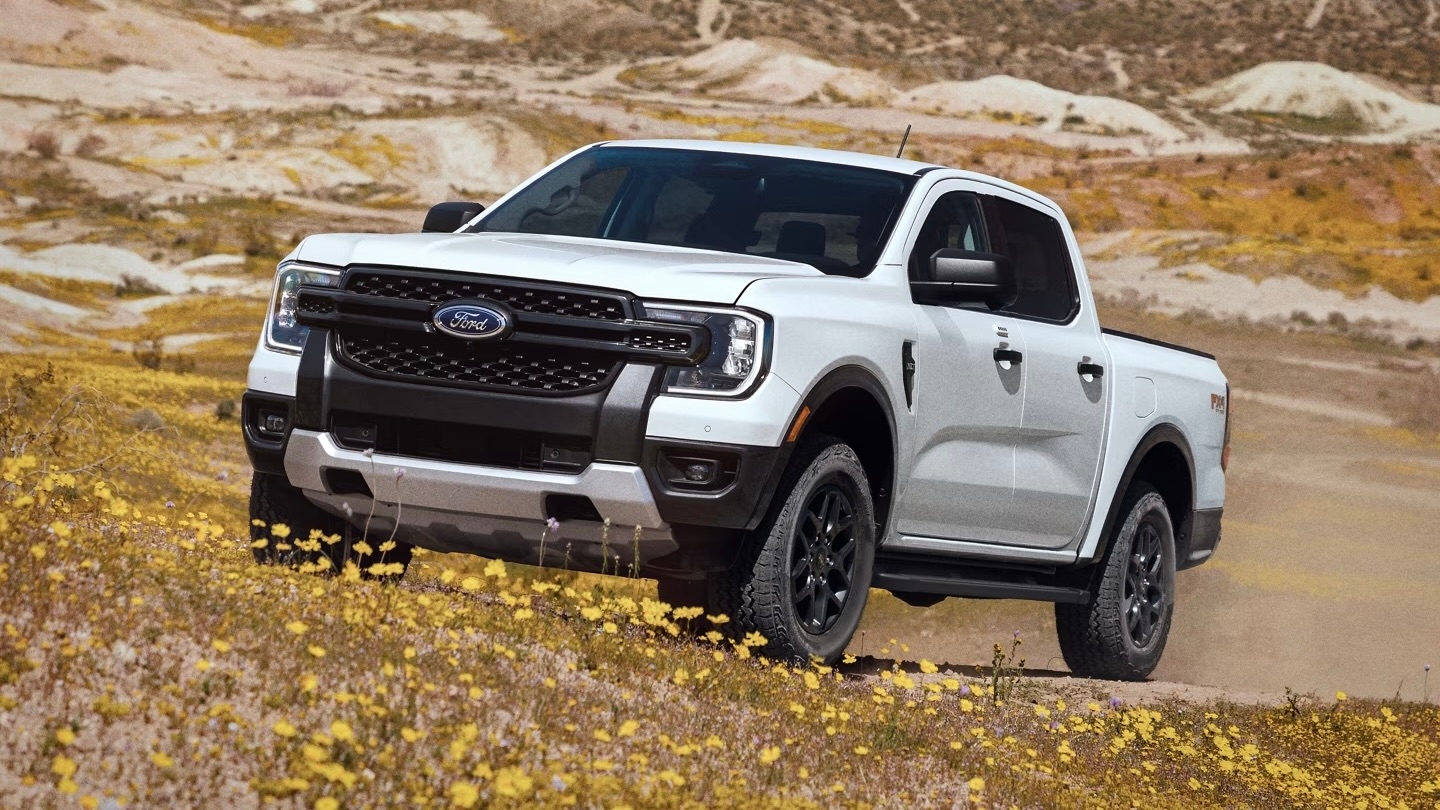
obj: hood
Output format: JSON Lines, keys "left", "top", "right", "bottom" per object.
{"left": 295, "top": 232, "right": 823, "bottom": 305}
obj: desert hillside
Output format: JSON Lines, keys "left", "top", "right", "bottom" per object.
{"left": 1, "top": 0, "right": 1439, "bottom": 807}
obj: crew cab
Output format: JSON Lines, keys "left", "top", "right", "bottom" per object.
{"left": 243, "top": 140, "right": 1229, "bottom": 679}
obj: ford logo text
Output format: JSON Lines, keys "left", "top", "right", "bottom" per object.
{"left": 432, "top": 301, "right": 511, "bottom": 340}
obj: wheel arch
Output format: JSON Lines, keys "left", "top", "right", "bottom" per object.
{"left": 1089, "top": 423, "right": 1196, "bottom": 567}
{"left": 788, "top": 365, "right": 898, "bottom": 536}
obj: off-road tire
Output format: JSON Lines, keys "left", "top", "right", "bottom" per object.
{"left": 249, "top": 472, "right": 412, "bottom": 579}
{"left": 710, "top": 435, "right": 876, "bottom": 665}
{"left": 1055, "top": 482, "right": 1176, "bottom": 681}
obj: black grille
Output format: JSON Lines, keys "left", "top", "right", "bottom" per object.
{"left": 331, "top": 411, "right": 592, "bottom": 471}
{"left": 339, "top": 333, "right": 617, "bottom": 394}
{"left": 346, "top": 271, "right": 627, "bottom": 321}
{"left": 629, "top": 330, "right": 691, "bottom": 353}
{"left": 298, "top": 296, "right": 335, "bottom": 314}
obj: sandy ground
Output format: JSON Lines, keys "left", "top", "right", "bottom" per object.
{"left": 855, "top": 314, "right": 1440, "bottom": 702}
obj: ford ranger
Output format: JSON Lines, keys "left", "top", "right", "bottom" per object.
{"left": 242, "top": 140, "right": 1229, "bottom": 680}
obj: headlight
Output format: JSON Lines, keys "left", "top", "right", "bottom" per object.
{"left": 265, "top": 262, "right": 340, "bottom": 353}
{"left": 640, "top": 304, "right": 768, "bottom": 396}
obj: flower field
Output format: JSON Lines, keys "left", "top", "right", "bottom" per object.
{"left": 1, "top": 351, "right": 1438, "bottom": 808}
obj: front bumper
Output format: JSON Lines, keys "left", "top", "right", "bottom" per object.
{"left": 241, "top": 361, "right": 788, "bottom": 570}
{"left": 286, "top": 429, "right": 664, "bottom": 528}
{"left": 284, "top": 429, "right": 682, "bottom": 569}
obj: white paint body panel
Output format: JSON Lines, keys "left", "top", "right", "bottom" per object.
{"left": 1077, "top": 335, "right": 1229, "bottom": 561}
{"left": 295, "top": 231, "right": 818, "bottom": 305}
{"left": 247, "top": 342, "right": 300, "bottom": 396}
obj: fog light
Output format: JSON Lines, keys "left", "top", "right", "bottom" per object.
{"left": 683, "top": 462, "right": 716, "bottom": 484}
{"left": 261, "top": 412, "right": 288, "bottom": 436}
{"left": 657, "top": 449, "right": 740, "bottom": 492}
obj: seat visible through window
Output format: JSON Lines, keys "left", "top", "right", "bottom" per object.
{"left": 776, "top": 221, "right": 827, "bottom": 257}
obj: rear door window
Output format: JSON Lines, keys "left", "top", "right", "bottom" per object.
{"left": 981, "top": 196, "right": 1079, "bottom": 322}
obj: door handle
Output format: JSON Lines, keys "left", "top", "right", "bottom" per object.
{"left": 1077, "top": 361, "right": 1105, "bottom": 378}
{"left": 993, "top": 348, "right": 1023, "bottom": 365}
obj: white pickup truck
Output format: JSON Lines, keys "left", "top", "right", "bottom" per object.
{"left": 243, "top": 140, "right": 1230, "bottom": 679}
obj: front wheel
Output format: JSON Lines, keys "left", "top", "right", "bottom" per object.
{"left": 711, "top": 435, "right": 876, "bottom": 665}
{"left": 1055, "top": 482, "right": 1176, "bottom": 680}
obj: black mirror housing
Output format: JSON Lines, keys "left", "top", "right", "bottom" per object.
{"left": 912, "top": 249, "right": 1017, "bottom": 309}
{"left": 422, "top": 201, "right": 486, "bottom": 233}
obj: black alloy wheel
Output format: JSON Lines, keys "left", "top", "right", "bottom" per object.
{"left": 1124, "top": 521, "right": 1167, "bottom": 648}
{"left": 790, "top": 483, "right": 859, "bottom": 635}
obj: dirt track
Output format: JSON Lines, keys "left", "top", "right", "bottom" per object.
{"left": 854, "top": 311, "right": 1440, "bottom": 702}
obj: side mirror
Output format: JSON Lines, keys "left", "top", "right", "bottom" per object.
{"left": 422, "top": 201, "right": 485, "bottom": 233}
{"left": 912, "top": 249, "right": 1017, "bottom": 310}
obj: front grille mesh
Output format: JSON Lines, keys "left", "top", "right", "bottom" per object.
{"left": 628, "top": 331, "right": 691, "bottom": 353}
{"left": 346, "top": 272, "right": 626, "bottom": 321}
{"left": 340, "top": 334, "right": 616, "bottom": 394}
{"left": 298, "top": 296, "right": 335, "bottom": 314}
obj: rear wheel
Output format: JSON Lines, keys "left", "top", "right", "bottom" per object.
{"left": 249, "top": 472, "right": 412, "bottom": 579}
{"left": 1055, "top": 482, "right": 1176, "bottom": 680}
{"left": 711, "top": 436, "right": 875, "bottom": 664}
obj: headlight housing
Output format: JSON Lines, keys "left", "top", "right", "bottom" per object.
{"left": 640, "top": 304, "right": 768, "bottom": 396}
{"left": 264, "top": 261, "right": 340, "bottom": 353}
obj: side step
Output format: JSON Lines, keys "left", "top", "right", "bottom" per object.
{"left": 873, "top": 557, "right": 1090, "bottom": 605}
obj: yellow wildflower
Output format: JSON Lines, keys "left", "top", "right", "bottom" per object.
{"left": 51, "top": 755, "right": 78, "bottom": 778}
{"left": 493, "top": 766, "right": 533, "bottom": 798}
{"left": 448, "top": 780, "right": 480, "bottom": 807}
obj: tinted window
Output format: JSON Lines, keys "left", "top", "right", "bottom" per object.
{"left": 982, "top": 196, "right": 1078, "bottom": 322}
{"left": 513, "top": 165, "right": 628, "bottom": 236}
{"left": 909, "top": 191, "right": 987, "bottom": 281}
{"left": 474, "top": 147, "right": 915, "bottom": 277}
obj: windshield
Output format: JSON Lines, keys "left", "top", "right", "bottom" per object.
{"left": 472, "top": 146, "right": 916, "bottom": 277}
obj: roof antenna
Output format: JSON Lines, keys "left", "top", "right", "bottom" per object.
{"left": 895, "top": 124, "right": 912, "bottom": 159}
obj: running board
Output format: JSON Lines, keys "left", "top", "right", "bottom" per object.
{"left": 873, "top": 559, "right": 1091, "bottom": 604}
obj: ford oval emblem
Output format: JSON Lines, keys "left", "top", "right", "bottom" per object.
{"left": 432, "top": 300, "right": 511, "bottom": 340}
